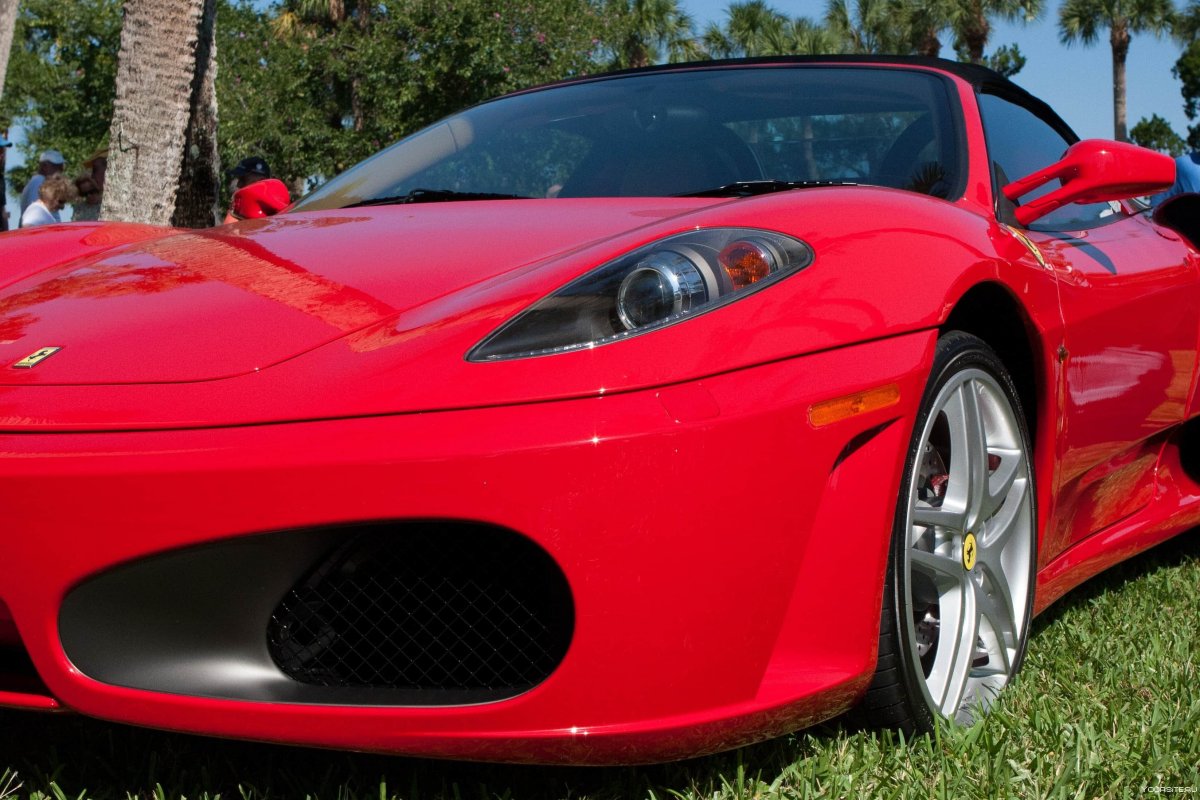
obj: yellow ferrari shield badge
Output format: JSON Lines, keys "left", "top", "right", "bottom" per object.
{"left": 12, "top": 346, "right": 62, "bottom": 369}
{"left": 962, "top": 532, "right": 978, "bottom": 571}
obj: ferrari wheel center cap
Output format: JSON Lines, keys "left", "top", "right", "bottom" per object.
{"left": 962, "top": 532, "right": 978, "bottom": 571}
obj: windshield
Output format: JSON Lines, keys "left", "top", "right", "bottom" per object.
{"left": 292, "top": 65, "right": 965, "bottom": 211}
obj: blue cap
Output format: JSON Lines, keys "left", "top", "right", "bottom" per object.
{"left": 0, "top": 135, "right": 12, "bottom": 148}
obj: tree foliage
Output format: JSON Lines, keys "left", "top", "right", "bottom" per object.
{"left": 601, "top": 0, "right": 701, "bottom": 69}
{"left": 703, "top": 1, "right": 839, "bottom": 57}
{"left": 0, "top": 0, "right": 121, "bottom": 191}
{"left": 1130, "top": 113, "right": 1187, "bottom": 154}
{"left": 951, "top": 0, "right": 1041, "bottom": 65}
{"left": 1174, "top": 4, "right": 1200, "bottom": 148}
{"left": 219, "top": 0, "right": 605, "bottom": 194}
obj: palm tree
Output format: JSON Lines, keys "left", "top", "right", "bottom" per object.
{"left": 102, "top": 0, "right": 221, "bottom": 226}
{"left": 705, "top": 3, "right": 840, "bottom": 57}
{"left": 273, "top": 0, "right": 373, "bottom": 131}
{"left": 703, "top": 0, "right": 787, "bottom": 56}
{"left": 605, "top": 0, "right": 701, "bottom": 68}
{"left": 826, "top": 0, "right": 940, "bottom": 54}
{"left": 1059, "top": 0, "right": 1175, "bottom": 141}
{"left": 768, "top": 16, "right": 843, "bottom": 54}
{"left": 953, "top": 0, "right": 1041, "bottom": 64}
{"left": 1175, "top": 0, "right": 1200, "bottom": 38}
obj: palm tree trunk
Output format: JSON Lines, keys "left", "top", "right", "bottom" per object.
{"left": 0, "top": 0, "right": 17, "bottom": 102}
{"left": 172, "top": 0, "right": 221, "bottom": 227}
{"left": 0, "top": 129, "right": 8, "bottom": 232}
{"left": 964, "top": 14, "right": 989, "bottom": 64}
{"left": 1111, "top": 24, "right": 1130, "bottom": 141}
{"left": 0, "top": 0, "right": 14, "bottom": 231}
{"left": 102, "top": 0, "right": 221, "bottom": 226}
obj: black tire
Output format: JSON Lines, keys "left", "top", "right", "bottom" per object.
{"left": 856, "top": 331, "right": 1037, "bottom": 734}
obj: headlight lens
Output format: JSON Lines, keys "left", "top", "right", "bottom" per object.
{"left": 616, "top": 248, "right": 710, "bottom": 330}
{"left": 469, "top": 228, "right": 813, "bottom": 361}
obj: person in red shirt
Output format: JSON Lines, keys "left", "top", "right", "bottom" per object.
{"left": 225, "top": 156, "right": 291, "bottom": 223}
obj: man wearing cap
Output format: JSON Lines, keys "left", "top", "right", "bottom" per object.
{"left": 229, "top": 156, "right": 271, "bottom": 190}
{"left": 19, "top": 149, "right": 66, "bottom": 221}
{"left": 225, "top": 156, "right": 290, "bottom": 224}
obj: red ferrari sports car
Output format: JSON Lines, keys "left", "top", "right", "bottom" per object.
{"left": 0, "top": 56, "right": 1193, "bottom": 764}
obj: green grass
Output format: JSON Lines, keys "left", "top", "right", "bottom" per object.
{"left": 2, "top": 533, "right": 1198, "bottom": 800}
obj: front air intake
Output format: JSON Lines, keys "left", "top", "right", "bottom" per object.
{"left": 267, "top": 524, "right": 574, "bottom": 699}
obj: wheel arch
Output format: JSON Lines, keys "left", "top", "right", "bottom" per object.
{"left": 940, "top": 282, "right": 1046, "bottom": 461}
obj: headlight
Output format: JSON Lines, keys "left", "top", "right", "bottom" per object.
{"left": 469, "top": 228, "right": 813, "bottom": 361}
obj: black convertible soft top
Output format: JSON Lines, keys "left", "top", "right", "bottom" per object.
{"left": 521, "top": 54, "right": 1079, "bottom": 144}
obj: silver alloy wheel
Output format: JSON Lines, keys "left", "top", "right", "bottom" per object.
{"left": 902, "top": 366, "right": 1034, "bottom": 724}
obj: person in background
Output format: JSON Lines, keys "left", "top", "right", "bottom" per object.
{"left": 1150, "top": 152, "right": 1200, "bottom": 207}
{"left": 20, "top": 173, "right": 75, "bottom": 227}
{"left": 73, "top": 145, "right": 110, "bottom": 221}
{"left": 229, "top": 155, "right": 272, "bottom": 190}
{"left": 0, "top": 133, "right": 11, "bottom": 232}
{"left": 19, "top": 150, "right": 66, "bottom": 218}
{"left": 83, "top": 146, "right": 108, "bottom": 190}
{"left": 72, "top": 174, "right": 102, "bottom": 222}
{"left": 225, "top": 156, "right": 290, "bottom": 223}
{"left": 224, "top": 176, "right": 291, "bottom": 223}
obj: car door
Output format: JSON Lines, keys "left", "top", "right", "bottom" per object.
{"left": 979, "top": 90, "right": 1200, "bottom": 557}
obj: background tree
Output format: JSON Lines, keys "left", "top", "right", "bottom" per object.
{"left": 703, "top": 2, "right": 839, "bottom": 56}
{"left": 0, "top": 0, "right": 16, "bottom": 102}
{"left": 272, "top": 0, "right": 375, "bottom": 132}
{"left": 219, "top": 0, "right": 606, "bottom": 195}
{"left": 703, "top": 0, "right": 787, "bottom": 56}
{"left": 952, "top": 0, "right": 1041, "bottom": 64}
{"left": 979, "top": 41, "right": 1027, "bottom": 75}
{"left": 103, "top": 0, "right": 221, "bottom": 226}
{"left": 0, "top": 0, "right": 121, "bottom": 194}
{"left": 1059, "top": 0, "right": 1175, "bottom": 141}
{"left": 1173, "top": 1, "right": 1200, "bottom": 148}
{"left": 1130, "top": 112, "right": 1188, "bottom": 153}
{"left": 825, "top": 0, "right": 936, "bottom": 54}
{"left": 603, "top": 0, "right": 700, "bottom": 68}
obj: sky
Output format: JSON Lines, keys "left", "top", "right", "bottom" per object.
{"left": 3, "top": 0, "right": 1191, "bottom": 224}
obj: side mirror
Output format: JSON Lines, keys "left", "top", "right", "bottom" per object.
{"left": 1002, "top": 139, "right": 1175, "bottom": 226}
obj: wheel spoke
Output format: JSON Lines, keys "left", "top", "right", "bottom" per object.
{"left": 937, "top": 575, "right": 978, "bottom": 716}
{"left": 912, "top": 502, "right": 966, "bottom": 536}
{"left": 909, "top": 547, "right": 962, "bottom": 587}
{"left": 976, "top": 552, "right": 1019, "bottom": 665}
{"left": 980, "top": 474, "right": 1028, "bottom": 551}
{"left": 943, "top": 379, "right": 989, "bottom": 532}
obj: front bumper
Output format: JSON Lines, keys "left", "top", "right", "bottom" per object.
{"left": 0, "top": 331, "right": 932, "bottom": 764}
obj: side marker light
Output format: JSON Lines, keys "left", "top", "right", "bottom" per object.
{"left": 808, "top": 384, "right": 901, "bottom": 428}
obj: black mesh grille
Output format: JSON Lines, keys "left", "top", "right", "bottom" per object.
{"left": 267, "top": 524, "right": 573, "bottom": 700}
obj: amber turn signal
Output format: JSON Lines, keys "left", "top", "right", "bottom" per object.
{"left": 808, "top": 384, "right": 901, "bottom": 427}
{"left": 718, "top": 240, "right": 774, "bottom": 289}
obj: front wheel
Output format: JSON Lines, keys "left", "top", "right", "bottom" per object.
{"left": 858, "top": 331, "right": 1037, "bottom": 733}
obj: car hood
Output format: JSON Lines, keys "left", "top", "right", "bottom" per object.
{"left": 0, "top": 201, "right": 708, "bottom": 386}
{"left": 0, "top": 187, "right": 1001, "bottom": 431}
